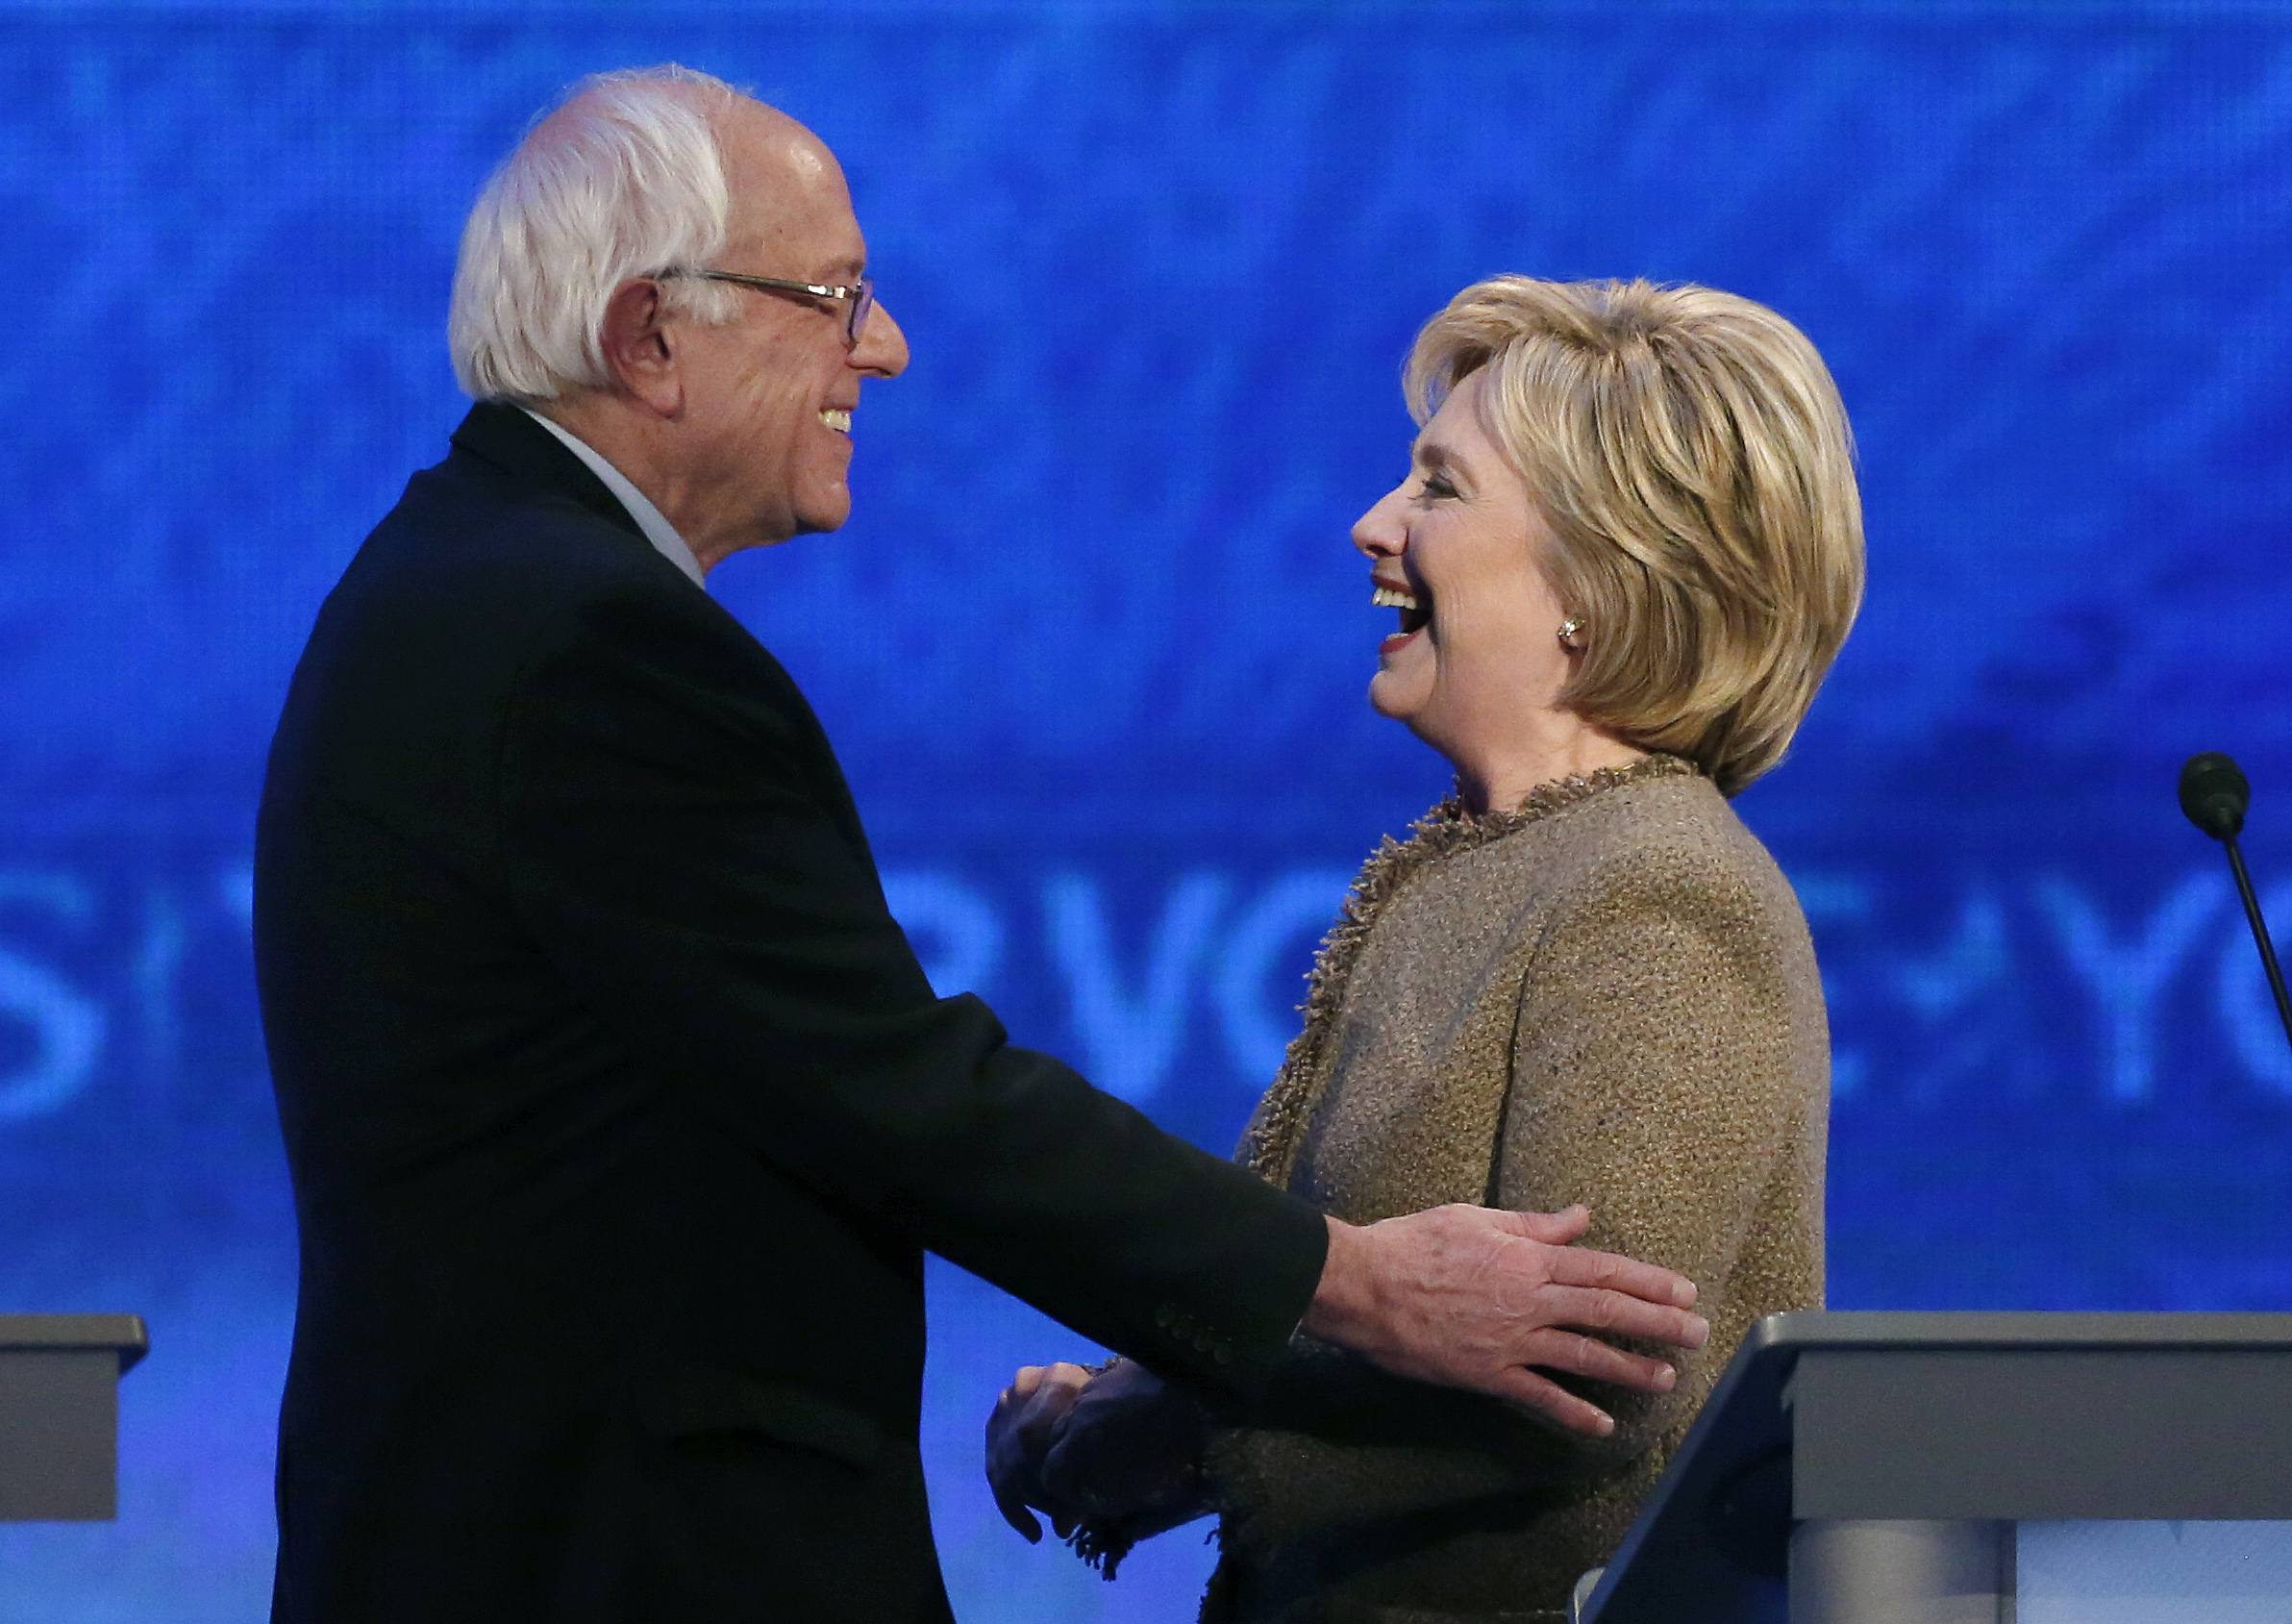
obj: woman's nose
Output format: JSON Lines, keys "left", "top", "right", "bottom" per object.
{"left": 1353, "top": 487, "right": 1408, "bottom": 557}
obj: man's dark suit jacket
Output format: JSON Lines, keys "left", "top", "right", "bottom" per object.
{"left": 255, "top": 403, "right": 1328, "bottom": 1624}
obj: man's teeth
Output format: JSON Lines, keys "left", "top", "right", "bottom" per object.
{"left": 1371, "top": 586, "right": 1420, "bottom": 612}
{"left": 819, "top": 409, "right": 852, "bottom": 433}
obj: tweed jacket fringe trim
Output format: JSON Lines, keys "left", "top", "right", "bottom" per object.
{"left": 1237, "top": 753, "right": 1702, "bottom": 1190}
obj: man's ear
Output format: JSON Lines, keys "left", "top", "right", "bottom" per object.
{"left": 597, "top": 278, "right": 685, "bottom": 418}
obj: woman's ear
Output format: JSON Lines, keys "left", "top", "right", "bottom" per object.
{"left": 597, "top": 278, "right": 684, "bottom": 418}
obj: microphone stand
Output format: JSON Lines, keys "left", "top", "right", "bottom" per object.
{"left": 2222, "top": 833, "right": 2292, "bottom": 1052}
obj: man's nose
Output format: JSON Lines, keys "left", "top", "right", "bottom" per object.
{"left": 855, "top": 300, "right": 909, "bottom": 378}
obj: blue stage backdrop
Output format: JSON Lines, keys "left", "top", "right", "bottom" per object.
{"left": 2, "top": 2, "right": 2289, "bottom": 1617}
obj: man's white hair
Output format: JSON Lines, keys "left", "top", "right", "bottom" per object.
{"left": 449, "top": 65, "right": 745, "bottom": 403}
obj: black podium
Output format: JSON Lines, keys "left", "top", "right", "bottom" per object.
{"left": 0, "top": 1314, "right": 148, "bottom": 1521}
{"left": 1578, "top": 1312, "right": 2292, "bottom": 1624}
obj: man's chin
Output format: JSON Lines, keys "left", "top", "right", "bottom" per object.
{"left": 793, "top": 484, "right": 853, "bottom": 536}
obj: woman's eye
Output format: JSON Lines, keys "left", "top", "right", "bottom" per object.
{"left": 1417, "top": 474, "right": 1460, "bottom": 502}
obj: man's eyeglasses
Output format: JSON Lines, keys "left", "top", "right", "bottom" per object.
{"left": 665, "top": 269, "right": 876, "bottom": 347}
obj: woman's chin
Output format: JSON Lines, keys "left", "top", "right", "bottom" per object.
{"left": 1366, "top": 671, "right": 1426, "bottom": 725}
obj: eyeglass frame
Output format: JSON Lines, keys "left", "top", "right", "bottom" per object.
{"left": 660, "top": 268, "right": 876, "bottom": 347}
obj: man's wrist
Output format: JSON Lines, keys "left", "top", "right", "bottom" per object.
{"left": 1299, "top": 1214, "right": 1372, "bottom": 1343}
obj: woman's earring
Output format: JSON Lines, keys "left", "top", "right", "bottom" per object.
{"left": 1557, "top": 617, "right": 1586, "bottom": 648}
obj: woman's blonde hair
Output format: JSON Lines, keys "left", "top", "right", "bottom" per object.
{"left": 1406, "top": 277, "right": 1863, "bottom": 796}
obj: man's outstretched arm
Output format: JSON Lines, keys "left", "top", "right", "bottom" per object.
{"left": 990, "top": 1202, "right": 1707, "bottom": 1539}
{"left": 503, "top": 587, "right": 1703, "bottom": 1425}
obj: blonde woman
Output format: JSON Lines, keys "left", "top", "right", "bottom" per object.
{"left": 988, "top": 277, "right": 1862, "bottom": 1624}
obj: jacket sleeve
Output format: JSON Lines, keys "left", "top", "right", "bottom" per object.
{"left": 1201, "top": 841, "right": 1820, "bottom": 1550}
{"left": 492, "top": 582, "right": 1328, "bottom": 1401}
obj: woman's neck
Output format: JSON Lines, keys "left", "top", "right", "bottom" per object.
{"left": 1447, "top": 725, "right": 1648, "bottom": 816}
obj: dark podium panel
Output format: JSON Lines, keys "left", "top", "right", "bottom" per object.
{"left": 1580, "top": 1312, "right": 2292, "bottom": 1624}
{"left": 0, "top": 1314, "right": 149, "bottom": 1521}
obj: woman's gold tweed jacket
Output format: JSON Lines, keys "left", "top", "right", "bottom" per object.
{"left": 1201, "top": 755, "right": 1829, "bottom": 1624}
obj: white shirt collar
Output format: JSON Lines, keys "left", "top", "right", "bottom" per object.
{"left": 520, "top": 408, "right": 707, "bottom": 589}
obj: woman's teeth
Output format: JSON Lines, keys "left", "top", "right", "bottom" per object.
{"left": 819, "top": 409, "right": 852, "bottom": 433}
{"left": 1373, "top": 584, "right": 1431, "bottom": 637}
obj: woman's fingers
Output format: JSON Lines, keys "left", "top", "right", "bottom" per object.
{"left": 986, "top": 1361, "right": 1099, "bottom": 1540}
{"left": 990, "top": 1476, "right": 1044, "bottom": 1542}
{"left": 1005, "top": 1362, "right": 1092, "bottom": 1409}
{"left": 995, "top": 1363, "right": 1092, "bottom": 1445}
{"left": 985, "top": 1390, "right": 1045, "bottom": 1541}
{"left": 1039, "top": 1370, "right": 1212, "bottom": 1526}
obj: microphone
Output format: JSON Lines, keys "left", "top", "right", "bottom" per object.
{"left": 2180, "top": 752, "right": 2292, "bottom": 1057}
{"left": 2180, "top": 751, "right": 2249, "bottom": 839}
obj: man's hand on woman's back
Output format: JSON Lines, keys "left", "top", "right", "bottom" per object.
{"left": 1303, "top": 1203, "right": 1707, "bottom": 1438}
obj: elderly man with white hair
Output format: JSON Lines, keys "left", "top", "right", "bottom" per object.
{"left": 254, "top": 65, "right": 1708, "bottom": 1624}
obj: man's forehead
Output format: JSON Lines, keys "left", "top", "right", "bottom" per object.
{"left": 718, "top": 100, "right": 865, "bottom": 272}
{"left": 720, "top": 98, "right": 835, "bottom": 191}
{"left": 780, "top": 137, "right": 831, "bottom": 182}
{"left": 743, "top": 201, "right": 867, "bottom": 280}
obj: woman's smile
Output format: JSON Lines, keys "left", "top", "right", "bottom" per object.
{"left": 1372, "top": 580, "right": 1431, "bottom": 653}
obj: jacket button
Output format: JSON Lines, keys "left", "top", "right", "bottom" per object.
{"left": 1155, "top": 1304, "right": 1176, "bottom": 1330}
{"left": 1213, "top": 1344, "right": 1233, "bottom": 1365}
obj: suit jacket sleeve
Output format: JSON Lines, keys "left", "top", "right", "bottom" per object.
{"left": 493, "top": 575, "right": 1327, "bottom": 1400}
{"left": 1202, "top": 844, "right": 1813, "bottom": 1547}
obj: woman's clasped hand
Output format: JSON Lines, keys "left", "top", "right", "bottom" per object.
{"left": 986, "top": 1358, "right": 1208, "bottom": 1549}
